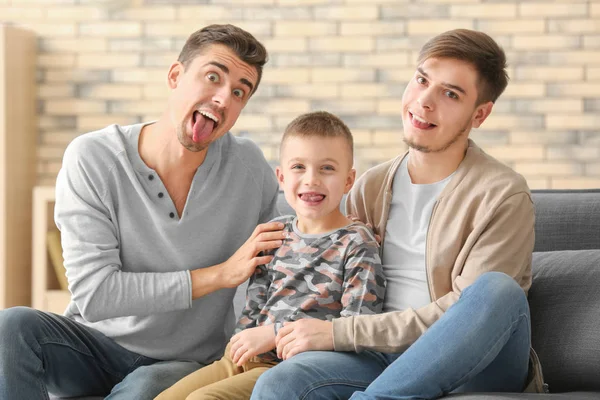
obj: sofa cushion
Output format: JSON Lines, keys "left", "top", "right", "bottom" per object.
{"left": 531, "top": 190, "right": 600, "bottom": 252}
{"left": 529, "top": 250, "right": 600, "bottom": 393}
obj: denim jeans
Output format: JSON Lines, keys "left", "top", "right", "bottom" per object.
{"left": 0, "top": 307, "right": 203, "bottom": 400}
{"left": 251, "top": 272, "right": 531, "bottom": 400}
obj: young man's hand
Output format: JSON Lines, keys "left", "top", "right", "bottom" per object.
{"left": 347, "top": 215, "right": 381, "bottom": 243}
{"left": 230, "top": 325, "right": 276, "bottom": 366}
{"left": 275, "top": 319, "right": 334, "bottom": 360}
{"left": 220, "top": 222, "right": 286, "bottom": 288}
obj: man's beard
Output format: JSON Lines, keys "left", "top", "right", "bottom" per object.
{"left": 403, "top": 119, "right": 471, "bottom": 154}
{"left": 177, "top": 124, "right": 209, "bottom": 153}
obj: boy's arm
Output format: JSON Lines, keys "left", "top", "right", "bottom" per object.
{"left": 230, "top": 257, "right": 276, "bottom": 366}
{"left": 234, "top": 259, "right": 272, "bottom": 333}
{"left": 340, "top": 233, "right": 386, "bottom": 317}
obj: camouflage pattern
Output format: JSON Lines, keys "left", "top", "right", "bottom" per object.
{"left": 236, "top": 215, "right": 386, "bottom": 339}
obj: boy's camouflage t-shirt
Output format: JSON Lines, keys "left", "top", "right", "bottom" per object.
{"left": 235, "top": 215, "right": 386, "bottom": 340}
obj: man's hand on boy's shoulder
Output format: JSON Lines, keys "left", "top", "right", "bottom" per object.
{"left": 218, "top": 221, "right": 287, "bottom": 288}
{"left": 275, "top": 319, "right": 334, "bottom": 360}
{"left": 189, "top": 221, "right": 286, "bottom": 299}
{"left": 347, "top": 215, "right": 381, "bottom": 244}
{"left": 229, "top": 325, "right": 276, "bottom": 366}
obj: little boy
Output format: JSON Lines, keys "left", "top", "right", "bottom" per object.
{"left": 155, "top": 111, "right": 386, "bottom": 400}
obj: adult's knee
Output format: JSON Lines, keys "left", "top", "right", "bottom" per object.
{"left": 0, "top": 307, "right": 45, "bottom": 363}
{"left": 0, "top": 307, "right": 42, "bottom": 339}
{"left": 471, "top": 272, "right": 528, "bottom": 312}
{"left": 252, "top": 362, "right": 303, "bottom": 400}
{"left": 252, "top": 365, "right": 283, "bottom": 399}
{"left": 477, "top": 271, "right": 524, "bottom": 296}
{"left": 253, "top": 352, "right": 378, "bottom": 400}
{"left": 111, "top": 362, "right": 201, "bottom": 399}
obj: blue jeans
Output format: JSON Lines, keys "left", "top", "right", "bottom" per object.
{"left": 251, "top": 272, "right": 531, "bottom": 400}
{"left": 0, "top": 307, "right": 203, "bottom": 400}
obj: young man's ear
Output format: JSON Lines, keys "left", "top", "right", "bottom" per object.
{"left": 472, "top": 101, "right": 494, "bottom": 129}
{"left": 167, "top": 62, "right": 184, "bottom": 90}
{"left": 344, "top": 168, "right": 356, "bottom": 194}
{"left": 275, "top": 166, "right": 285, "bottom": 189}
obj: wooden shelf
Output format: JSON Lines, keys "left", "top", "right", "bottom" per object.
{"left": 0, "top": 25, "right": 37, "bottom": 309}
{"left": 32, "top": 186, "right": 70, "bottom": 314}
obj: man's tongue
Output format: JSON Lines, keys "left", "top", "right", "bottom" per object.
{"left": 300, "top": 193, "right": 325, "bottom": 203}
{"left": 192, "top": 112, "right": 215, "bottom": 143}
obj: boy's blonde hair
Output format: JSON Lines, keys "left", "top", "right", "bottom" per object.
{"left": 280, "top": 111, "right": 353, "bottom": 161}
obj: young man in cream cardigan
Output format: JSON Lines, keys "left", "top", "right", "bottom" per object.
{"left": 252, "top": 29, "right": 543, "bottom": 400}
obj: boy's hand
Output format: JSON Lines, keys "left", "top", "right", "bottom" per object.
{"left": 230, "top": 325, "right": 276, "bottom": 366}
{"left": 275, "top": 319, "right": 334, "bottom": 360}
{"left": 219, "top": 222, "right": 286, "bottom": 288}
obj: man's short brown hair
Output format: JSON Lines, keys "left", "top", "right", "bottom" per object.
{"left": 417, "top": 29, "right": 508, "bottom": 104}
{"left": 177, "top": 24, "right": 268, "bottom": 94}
{"left": 280, "top": 111, "right": 354, "bottom": 162}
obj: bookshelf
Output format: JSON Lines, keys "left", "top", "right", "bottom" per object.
{"left": 32, "top": 186, "right": 70, "bottom": 314}
{"left": 0, "top": 25, "right": 37, "bottom": 309}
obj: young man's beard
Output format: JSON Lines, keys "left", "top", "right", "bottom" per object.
{"left": 403, "top": 120, "right": 471, "bottom": 153}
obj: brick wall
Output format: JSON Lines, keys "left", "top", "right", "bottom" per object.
{"left": 2, "top": 0, "right": 599, "bottom": 189}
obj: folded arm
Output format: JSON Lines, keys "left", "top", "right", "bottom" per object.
{"left": 333, "top": 192, "right": 535, "bottom": 353}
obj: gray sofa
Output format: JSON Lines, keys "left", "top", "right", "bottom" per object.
{"left": 53, "top": 189, "right": 600, "bottom": 399}
{"left": 444, "top": 189, "right": 600, "bottom": 399}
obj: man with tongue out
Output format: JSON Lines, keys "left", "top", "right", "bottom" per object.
{"left": 252, "top": 30, "right": 542, "bottom": 399}
{"left": 0, "top": 25, "right": 286, "bottom": 400}
{"left": 192, "top": 110, "right": 215, "bottom": 144}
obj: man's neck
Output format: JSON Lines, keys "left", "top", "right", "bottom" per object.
{"left": 407, "top": 141, "right": 468, "bottom": 184}
{"left": 139, "top": 117, "right": 208, "bottom": 178}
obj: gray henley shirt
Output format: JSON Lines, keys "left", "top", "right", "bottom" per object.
{"left": 54, "top": 122, "right": 279, "bottom": 363}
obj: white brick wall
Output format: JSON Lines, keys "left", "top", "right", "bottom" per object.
{"left": 1, "top": 0, "right": 599, "bottom": 189}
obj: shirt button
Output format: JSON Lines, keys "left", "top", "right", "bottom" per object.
{"left": 148, "top": 174, "right": 154, "bottom": 181}
{"left": 158, "top": 192, "right": 164, "bottom": 198}
{"left": 169, "top": 212, "right": 175, "bottom": 218}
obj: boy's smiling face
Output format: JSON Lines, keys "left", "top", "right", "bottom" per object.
{"left": 276, "top": 135, "right": 355, "bottom": 234}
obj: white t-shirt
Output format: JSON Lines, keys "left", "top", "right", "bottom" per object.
{"left": 382, "top": 156, "right": 453, "bottom": 312}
